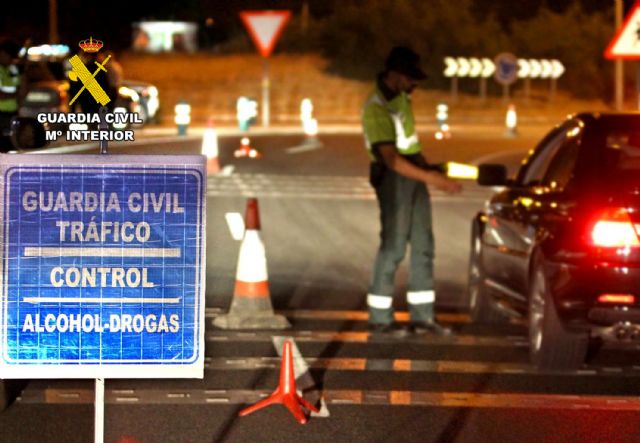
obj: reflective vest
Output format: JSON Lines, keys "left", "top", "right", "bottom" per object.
{"left": 0, "top": 64, "right": 20, "bottom": 112}
{"left": 362, "top": 87, "right": 421, "bottom": 161}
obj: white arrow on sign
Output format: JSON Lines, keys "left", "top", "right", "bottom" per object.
{"left": 529, "top": 59, "right": 542, "bottom": 78}
{"left": 517, "top": 59, "right": 530, "bottom": 78}
{"left": 457, "top": 57, "right": 471, "bottom": 77}
{"left": 550, "top": 60, "right": 565, "bottom": 79}
{"left": 469, "top": 57, "right": 482, "bottom": 78}
{"left": 444, "top": 57, "right": 458, "bottom": 77}
{"left": 481, "top": 58, "right": 495, "bottom": 78}
{"left": 540, "top": 59, "right": 553, "bottom": 79}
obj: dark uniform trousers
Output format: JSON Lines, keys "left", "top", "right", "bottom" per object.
{"left": 368, "top": 167, "right": 436, "bottom": 325}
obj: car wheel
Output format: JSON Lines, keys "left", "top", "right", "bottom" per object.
{"left": 468, "top": 222, "right": 504, "bottom": 324}
{"left": 528, "top": 257, "right": 588, "bottom": 371}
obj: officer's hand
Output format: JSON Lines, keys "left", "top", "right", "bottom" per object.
{"left": 433, "top": 176, "right": 462, "bottom": 194}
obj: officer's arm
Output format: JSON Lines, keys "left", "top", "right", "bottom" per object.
{"left": 378, "top": 144, "right": 461, "bottom": 193}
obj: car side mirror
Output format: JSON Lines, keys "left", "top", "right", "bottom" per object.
{"left": 477, "top": 164, "right": 508, "bottom": 186}
{"left": 9, "top": 117, "right": 48, "bottom": 150}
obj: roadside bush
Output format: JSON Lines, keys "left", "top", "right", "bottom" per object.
{"left": 314, "top": 0, "right": 617, "bottom": 99}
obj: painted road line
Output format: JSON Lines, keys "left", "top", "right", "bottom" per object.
{"left": 206, "top": 190, "right": 487, "bottom": 203}
{"left": 285, "top": 141, "right": 324, "bottom": 153}
{"left": 205, "top": 308, "right": 477, "bottom": 325}
{"left": 24, "top": 388, "right": 640, "bottom": 410}
{"left": 203, "top": 356, "right": 640, "bottom": 377}
{"left": 270, "top": 309, "right": 471, "bottom": 324}
{"left": 220, "top": 165, "right": 235, "bottom": 176}
{"left": 207, "top": 174, "right": 491, "bottom": 196}
{"left": 206, "top": 330, "right": 528, "bottom": 347}
{"left": 204, "top": 356, "right": 533, "bottom": 374}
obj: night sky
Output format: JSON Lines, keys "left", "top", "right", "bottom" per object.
{"left": 2, "top": 0, "right": 637, "bottom": 49}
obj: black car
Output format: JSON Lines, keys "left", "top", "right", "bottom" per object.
{"left": 469, "top": 112, "right": 640, "bottom": 371}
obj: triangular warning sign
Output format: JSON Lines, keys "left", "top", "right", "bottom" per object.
{"left": 240, "top": 10, "right": 291, "bottom": 58}
{"left": 605, "top": 2, "right": 640, "bottom": 59}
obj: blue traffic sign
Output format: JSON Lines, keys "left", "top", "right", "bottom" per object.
{"left": 493, "top": 53, "right": 519, "bottom": 86}
{"left": 0, "top": 155, "right": 206, "bottom": 378}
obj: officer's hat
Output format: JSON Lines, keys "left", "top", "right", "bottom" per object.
{"left": 385, "top": 46, "right": 427, "bottom": 80}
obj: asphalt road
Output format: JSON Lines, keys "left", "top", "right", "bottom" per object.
{"left": 3, "top": 127, "right": 640, "bottom": 443}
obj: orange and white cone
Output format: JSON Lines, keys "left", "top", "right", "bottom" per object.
{"left": 213, "top": 198, "right": 290, "bottom": 330}
{"left": 202, "top": 118, "right": 220, "bottom": 174}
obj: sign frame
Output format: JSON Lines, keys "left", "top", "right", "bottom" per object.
{"left": 239, "top": 10, "right": 292, "bottom": 58}
{"left": 0, "top": 154, "right": 206, "bottom": 379}
{"left": 605, "top": 1, "right": 640, "bottom": 60}
{"left": 493, "top": 52, "right": 519, "bottom": 86}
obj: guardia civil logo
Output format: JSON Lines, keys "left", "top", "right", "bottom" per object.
{"left": 37, "top": 37, "right": 142, "bottom": 143}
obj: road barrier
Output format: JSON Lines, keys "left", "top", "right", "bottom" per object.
{"left": 212, "top": 198, "right": 290, "bottom": 330}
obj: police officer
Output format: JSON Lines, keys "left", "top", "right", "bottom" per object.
{"left": 0, "top": 40, "right": 21, "bottom": 152}
{"left": 362, "top": 46, "right": 461, "bottom": 336}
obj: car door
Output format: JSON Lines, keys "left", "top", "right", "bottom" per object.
{"left": 483, "top": 121, "right": 582, "bottom": 306}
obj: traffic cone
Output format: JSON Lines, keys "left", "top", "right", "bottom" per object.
{"left": 212, "top": 198, "right": 290, "bottom": 330}
{"left": 239, "top": 340, "right": 319, "bottom": 424}
{"left": 234, "top": 136, "right": 262, "bottom": 159}
{"left": 202, "top": 118, "right": 220, "bottom": 174}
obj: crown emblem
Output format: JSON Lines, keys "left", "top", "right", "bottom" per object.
{"left": 79, "top": 37, "right": 103, "bottom": 53}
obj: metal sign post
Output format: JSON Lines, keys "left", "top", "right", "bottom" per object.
{"left": 239, "top": 10, "right": 291, "bottom": 128}
{"left": 95, "top": 378, "right": 104, "bottom": 443}
{"left": 637, "top": 62, "right": 640, "bottom": 109}
{"left": 96, "top": 105, "right": 109, "bottom": 443}
{"left": 605, "top": 1, "right": 640, "bottom": 110}
{"left": 262, "top": 59, "right": 270, "bottom": 127}
{"left": 480, "top": 58, "right": 495, "bottom": 102}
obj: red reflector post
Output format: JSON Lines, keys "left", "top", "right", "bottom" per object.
{"left": 597, "top": 294, "right": 636, "bottom": 304}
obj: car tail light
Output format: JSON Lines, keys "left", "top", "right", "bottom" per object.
{"left": 597, "top": 294, "right": 636, "bottom": 304}
{"left": 590, "top": 208, "right": 640, "bottom": 248}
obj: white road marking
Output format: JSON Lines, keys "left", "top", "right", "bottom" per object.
{"left": 224, "top": 212, "right": 245, "bottom": 241}
{"left": 206, "top": 173, "right": 492, "bottom": 201}
{"left": 220, "top": 165, "right": 235, "bottom": 176}
{"left": 286, "top": 140, "right": 324, "bottom": 154}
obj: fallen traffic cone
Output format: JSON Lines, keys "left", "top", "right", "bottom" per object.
{"left": 239, "top": 340, "right": 319, "bottom": 424}
{"left": 213, "top": 198, "right": 290, "bottom": 330}
{"left": 202, "top": 118, "right": 220, "bottom": 174}
{"left": 234, "top": 136, "right": 262, "bottom": 159}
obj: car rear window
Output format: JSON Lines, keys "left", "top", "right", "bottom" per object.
{"left": 606, "top": 132, "right": 640, "bottom": 171}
